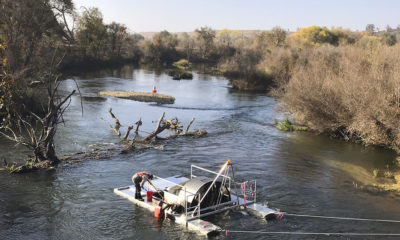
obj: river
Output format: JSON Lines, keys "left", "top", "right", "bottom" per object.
{"left": 1, "top": 65, "right": 400, "bottom": 239}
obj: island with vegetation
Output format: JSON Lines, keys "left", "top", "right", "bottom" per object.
{"left": 99, "top": 91, "right": 175, "bottom": 104}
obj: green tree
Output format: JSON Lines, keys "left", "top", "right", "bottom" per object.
{"left": 381, "top": 32, "right": 397, "bottom": 46}
{"left": 142, "top": 31, "right": 178, "bottom": 65}
{"left": 107, "top": 22, "right": 128, "bottom": 58}
{"left": 330, "top": 27, "right": 357, "bottom": 45}
{"left": 76, "top": 7, "right": 108, "bottom": 59}
{"left": 195, "top": 26, "right": 216, "bottom": 60}
{"left": 216, "top": 29, "right": 242, "bottom": 59}
{"left": 253, "top": 27, "right": 287, "bottom": 52}
{"left": 365, "top": 24, "right": 376, "bottom": 34}
{"left": 0, "top": 0, "right": 74, "bottom": 70}
{"left": 266, "top": 27, "right": 287, "bottom": 47}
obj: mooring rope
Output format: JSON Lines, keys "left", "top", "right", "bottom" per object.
{"left": 221, "top": 212, "right": 400, "bottom": 236}
{"left": 282, "top": 212, "right": 400, "bottom": 223}
{"left": 222, "top": 230, "right": 400, "bottom": 236}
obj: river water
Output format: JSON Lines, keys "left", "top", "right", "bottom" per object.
{"left": 1, "top": 65, "right": 400, "bottom": 239}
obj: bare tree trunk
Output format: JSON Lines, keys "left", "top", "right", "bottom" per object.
{"left": 139, "top": 112, "right": 167, "bottom": 142}
{"left": 122, "top": 126, "right": 133, "bottom": 141}
{"left": 135, "top": 118, "right": 142, "bottom": 134}
{"left": 107, "top": 108, "right": 121, "bottom": 136}
{"left": 185, "top": 118, "right": 195, "bottom": 134}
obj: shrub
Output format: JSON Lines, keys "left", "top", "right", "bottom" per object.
{"left": 373, "top": 169, "right": 379, "bottom": 178}
{"left": 384, "top": 171, "right": 394, "bottom": 179}
{"left": 172, "top": 59, "right": 192, "bottom": 70}
{"left": 290, "top": 26, "right": 339, "bottom": 47}
{"left": 168, "top": 69, "right": 193, "bottom": 80}
{"left": 281, "top": 44, "right": 400, "bottom": 153}
{"left": 274, "top": 118, "right": 308, "bottom": 131}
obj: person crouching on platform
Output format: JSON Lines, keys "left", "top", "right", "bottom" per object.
{"left": 132, "top": 171, "right": 153, "bottom": 201}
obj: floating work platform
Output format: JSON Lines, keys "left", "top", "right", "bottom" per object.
{"left": 114, "top": 161, "right": 280, "bottom": 236}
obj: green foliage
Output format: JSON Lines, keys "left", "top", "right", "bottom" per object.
{"left": 168, "top": 69, "right": 193, "bottom": 80}
{"left": 358, "top": 35, "right": 382, "bottom": 63}
{"left": 257, "top": 27, "right": 287, "bottom": 48}
{"left": 142, "top": 31, "right": 178, "bottom": 65}
{"left": 195, "top": 26, "right": 216, "bottom": 59}
{"left": 7, "top": 164, "right": 15, "bottom": 173}
{"left": 107, "top": 22, "right": 128, "bottom": 57}
{"left": 365, "top": 24, "right": 376, "bottom": 33}
{"left": 384, "top": 171, "right": 394, "bottom": 179}
{"left": 274, "top": 118, "right": 308, "bottom": 131}
{"left": 209, "top": 67, "right": 225, "bottom": 75}
{"left": 172, "top": 59, "right": 192, "bottom": 70}
{"left": 76, "top": 8, "right": 108, "bottom": 59}
{"left": 330, "top": 27, "right": 357, "bottom": 45}
{"left": 25, "top": 160, "right": 33, "bottom": 168}
{"left": 71, "top": 9, "right": 141, "bottom": 64}
{"left": 381, "top": 32, "right": 397, "bottom": 46}
{"left": 0, "top": 0, "right": 74, "bottom": 70}
{"left": 373, "top": 169, "right": 379, "bottom": 178}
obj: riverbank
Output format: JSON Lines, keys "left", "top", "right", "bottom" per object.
{"left": 61, "top": 57, "right": 140, "bottom": 76}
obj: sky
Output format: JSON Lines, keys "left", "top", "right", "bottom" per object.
{"left": 73, "top": 0, "right": 400, "bottom": 33}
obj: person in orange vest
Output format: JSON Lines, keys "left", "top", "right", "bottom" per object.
{"left": 152, "top": 85, "right": 157, "bottom": 93}
{"left": 132, "top": 171, "right": 153, "bottom": 201}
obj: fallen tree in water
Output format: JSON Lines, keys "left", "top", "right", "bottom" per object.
{"left": 103, "top": 109, "right": 207, "bottom": 153}
{"left": 1, "top": 109, "right": 207, "bottom": 173}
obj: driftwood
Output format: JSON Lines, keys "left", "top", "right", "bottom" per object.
{"left": 135, "top": 118, "right": 142, "bottom": 134}
{"left": 139, "top": 112, "right": 167, "bottom": 142}
{"left": 1, "top": 111, "right": 206, "bottom": 173}
{"left": 185, "top": 118, "right": 195, "bottom": 133}
{"left": 104, "top": 110, "right": 207, "bottom": 153}
{"left": 122, "top": 126, "right": 133, "bottom": 141}
{"left": 107, "top": 108, "right": 121, "bottom": 136}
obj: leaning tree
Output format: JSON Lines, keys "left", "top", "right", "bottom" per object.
{"left": 0, "top": 43, "right": 76, "bottom": 170}
{"left": 0, "top": 0, "right": 76, "bottom": 172}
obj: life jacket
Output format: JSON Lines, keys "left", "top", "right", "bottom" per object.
{"left": 137, "top": 171, "right": 148, "bottom": 176}
{"left": 134, "top": 171, "right": 148, "bottom": 182}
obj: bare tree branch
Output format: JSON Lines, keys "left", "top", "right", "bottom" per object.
{"left": 135, "top": 118, "right": 142, "bottom": 134}
{"left": 108, "top": 108, "right": 121, "bottom": 127}
{"left": 122, "top": 126, "right": 133, "bottom": 141}
{"left": 185, "top": 118, "right": 195, "bottom": 133}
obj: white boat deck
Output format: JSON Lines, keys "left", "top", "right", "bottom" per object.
{"left": 114, "top": 175, "right": 278, "bottom": 236}
{"left": 114, "top": 176, "right": 221, "bottom": 236}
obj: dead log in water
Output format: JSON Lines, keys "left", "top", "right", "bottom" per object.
{"left": 104, "top": 110, "right": 207, "bottom": 152}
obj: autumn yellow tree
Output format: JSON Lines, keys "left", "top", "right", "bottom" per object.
{"left": 290, "top": 26, "right": 338, "bottom": 47}
{"left": 217, "top": 29, "right": 242, "bottom": 47}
